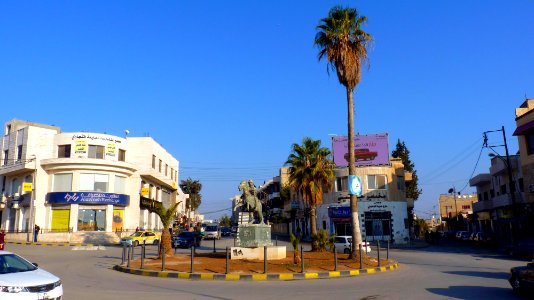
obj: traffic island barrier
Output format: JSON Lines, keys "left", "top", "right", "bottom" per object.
{"left": 113, "top": 262, "right": 399, "bottom": 281}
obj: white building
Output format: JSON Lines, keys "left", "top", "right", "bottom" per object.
{"left": 0, "top": 119, "right": 186, "bottom": 243}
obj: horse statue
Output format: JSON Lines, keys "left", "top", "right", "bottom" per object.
{"left": 234, "top": 180, "right": 264, "bottom": 224}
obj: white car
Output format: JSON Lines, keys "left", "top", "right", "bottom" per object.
{"left": 334, "top": 236, "right": 371, "bottom": 254}
{"left": 0, "top": 250, "right": 63, "bottom": 300}
{"left": 203, "top": 225, "right": 221, "bottom": 240}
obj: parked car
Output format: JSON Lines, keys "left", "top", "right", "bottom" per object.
{"left": 120, "top": 230, "right": 160, "bottom": 247}
{"left": 455, "top": 231, "right": 468, "bottom": 240}
{"left": 473, "top": 232, "right": 493, "bottom": 244}
{"left": 204, "top": 224, "right": 221, "bottom": 240}
{"left": 507, "top": 238, "right": 534, "bottom": 258}
{"left": 172, "top": 231, "right": 202, "bottom": 248}
{"left": 333, "top": 236, "right": 371, "bottom": 254}
{"left": 509, "top": 262, "right": 534, "bottom": 294}
{"left": 221, "top": 227, "right": 233, "bottom": 237}
{"left": 0, "top": 250, "right": 63, "bottom": 299}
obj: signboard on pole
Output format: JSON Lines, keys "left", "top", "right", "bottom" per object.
{"left": 348, "top": 175, "right": 362, "bottom": 196}
{"left": 23, "top": 182, "right": 33, "bottom": 193}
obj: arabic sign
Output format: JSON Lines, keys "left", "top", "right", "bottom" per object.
{"left": 74, "top": 140, "right": 87, "bottom": 155}
{"left": 71, "top": 134, "right": 123, "bottom": 144}
{"left": 106, "top": 143, "right": 116, "bottom": 156}
{"left": 332, "top": 134, "right": 390, "bottom": 167}
{"left": 348, "top": 175, "right": 362, "bottom": 196}
{"left": 328, "top": 206, "right": 351, "bottom": 218}
{"left": 46, "top": 192, "right": 129, "bottom": 206}
{"left": 23, "top": 182, "right": 33, "bottom": 192}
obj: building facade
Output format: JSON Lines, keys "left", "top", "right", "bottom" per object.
{"left": 0, "top": 119, "right": 186, "bottom": 243}
{"left": 438, "top": 193, "right": 478, "bottom": 232}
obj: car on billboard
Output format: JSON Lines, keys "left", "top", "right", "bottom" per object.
{"left": 344, "top": 148, "right": 378, "bottom": 162}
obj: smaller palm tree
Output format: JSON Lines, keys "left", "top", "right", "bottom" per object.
{"left": 154, "top": 202, "right": 181, "bottom": 257}
{"left": 290, "top": 233, "right": 301, "bottom": 264}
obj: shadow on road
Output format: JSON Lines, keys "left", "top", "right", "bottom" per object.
{"left": 427, "top": 286, "right": 522, "bottom": 300}
{"left": 443, "top": 270, "right": 510, "bottom": 280}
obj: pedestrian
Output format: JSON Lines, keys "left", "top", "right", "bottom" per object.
{"left": 34, "top": 224, "right": 40, "bottom": 242}
{"left": 0, "top": 229, "right": 5, "bottom": 250}
{"left": 135, "top": 226, "right": 140, "bottom": 232}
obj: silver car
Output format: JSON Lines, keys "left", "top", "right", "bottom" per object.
{"left": 333, "top": 236, "right": 371, "bottom": 254}
{"left": 0, "top": 250, "right": 63, "bottom": 300}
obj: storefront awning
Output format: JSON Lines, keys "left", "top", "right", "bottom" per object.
{"left": 513, "top": 119, "right": 534, "bottom": 136}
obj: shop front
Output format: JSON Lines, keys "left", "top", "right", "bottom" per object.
{"left": 46, "top": 192, "right": 129, "bottom": 232}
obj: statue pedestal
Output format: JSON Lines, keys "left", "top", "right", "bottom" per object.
{"left": 236, "top": 223, "right": 272, "bottom": 248}
{"left": 230, "top": 246, "right": 286, "bottom": 260}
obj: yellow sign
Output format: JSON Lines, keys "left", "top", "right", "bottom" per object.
{"left": 172, "top": 181, "right": 177, "bottom": 189}
{"left": 141, "top": 187, "right": 149, "bottom": 197}
{"left": 106, "top": 143, "right": 116, "bottom": 156}
{"left": 112, "top": 209, "right": 124, "bottom": 230}
{"left": 52, "top": 209, "right": 70, "bottom": 232}
{"left": 74, "top": 140, "right": 87, "bottom": 154}
{"left": 23, "top": 182, "right": 33, "bottom": 192}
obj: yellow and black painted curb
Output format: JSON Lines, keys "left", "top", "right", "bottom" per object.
{"left": 6, "top": 241, "right": 94, "bottom": 247}
{"left": 113, "top": 263, "right": 399, "bottom": 281}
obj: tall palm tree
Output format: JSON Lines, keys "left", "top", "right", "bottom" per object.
{"left": 315, "top": 6, "right": 372, "bottom": 258}
{"left": 286, "top": 137, "right": 335, "bottom": 251}
{"left": 179, "top": 178, "right": 202, "bottom": 227}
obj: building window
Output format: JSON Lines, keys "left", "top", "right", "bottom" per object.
{"left": 11, "top": 178, "right": 20, "bottom": 195}
{"left": 53, "top": 173, "right": 73, "bottom": 192}
{"left": 500, "top": 184, "right": 507, "bottom": 195}
{"left": 58, "top": 145, "right": 71, "bottom": 158}
{"left": 3, "top": 150, "right": 8, "bottom": 165}
{"left": 526, "top": 132, "right": 534, "bottom": 155}
{"left": 152, "top": 155, "right": 156, "bottom": 169}
{"left": 483, "top": 192, "right": 488, "bottom": 201}
{"left": 396, "top": 176, "right": 405, "bottom": 191}
{"left": 159, "top": 160, "right": 162, "bottom": 172}
{"left": 17, "top": 145, "right": 22, "bottom": 161}
{"left": 165, "top": 164, "right": 168, "bottom": 176}
{"left": 490, "top": 189, "right": 495, "bottom": 198}
{"left": 118, "top": 149, "right": 126, "bottom": 162}
{"left": 115, "top": 175, "right": 126, "bottom": 194}
{"left": 170, "top": 168, "right": 174, "bottom": 180}
{"left": 336, "top": 177, "right": 348, "bottom": 192}
{"left": 78, "top": 209, "right": 106, "bottom": 231}
{"left": 80, "top": 173, "right": 109, "bottom": 192}
{"left": 5, "top": 125, "right": 11, "bottom": 135}
{"left": 88, "top": 145, "right": 104, "bottom": 159}
{"left": 519, "top": 178, "right": 524, "bottom": 192}
{"left": 367, "top": 175, "right": 387, "bottom": 190}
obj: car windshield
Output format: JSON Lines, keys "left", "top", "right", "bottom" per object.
{"left": 0, "top": 254, "right": 38, "bottom": 274}
{"left": 130, "top": 232, "right": 143, "bottom": 237}
{"left": 206, "top": 226, "right": 218, "bottom": 231}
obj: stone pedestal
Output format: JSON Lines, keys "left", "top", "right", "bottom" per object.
{"left": 230, "top": 246, "right": 286, "bottom": 260}
{"left": 236, "top": 223, "right": 272, "bottom": 248}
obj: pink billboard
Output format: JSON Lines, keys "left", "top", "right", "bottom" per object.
{"left": 332, "top": 134, "right": 390, "bottom": 167}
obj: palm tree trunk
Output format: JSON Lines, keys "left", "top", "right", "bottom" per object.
{"left": 310, "top": 206, "right": 318, "bottom": 251}
{"left": 347, "top": 87, "right": 362, "bottom": 259}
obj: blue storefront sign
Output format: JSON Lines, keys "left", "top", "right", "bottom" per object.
{"left": 328, "top": 206, "right": 351, "bottom": 218}
{"left": 46, "top": 192, "right": 129, "bottom": 206}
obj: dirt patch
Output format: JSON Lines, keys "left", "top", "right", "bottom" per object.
{"left": 128, "top": 251, "right": 391, "bottom": 274}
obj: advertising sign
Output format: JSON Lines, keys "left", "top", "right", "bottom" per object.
{"left": 74, "top": 140, "right": 87, "bottom": 155}
{"left": 112, "top": 209, "right": 124, "bottom": 230}
{"left": 46, "top": 192, "right": 129, "bottom": 206}
{"left": 141, "top": 187, "right": 149, "bottom": 197}
{"left": 332, "top": 134, "right": 390, "bottom": 167}
{"left": 328, "top": 206, "right": 351, "bottom": 218}
{"left": 106, "top": 143, "right": 116, "bottom": 157}
{"left": 23, "top": 182, "right": 33, "bottom": 192}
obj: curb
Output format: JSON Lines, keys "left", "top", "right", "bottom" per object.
{"left": 6, "top": 241, "right": 94, "bottom": 247}
{"left": 113, "top": 263, "right": 399, "bottom": 281}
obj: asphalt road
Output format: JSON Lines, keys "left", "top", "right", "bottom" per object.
{"left": 8, "top": 238, "right": 532, "bottom": 300}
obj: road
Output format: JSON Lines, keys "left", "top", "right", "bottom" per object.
{"left": 9, "top": 238, "right": 531, "bottom": 300}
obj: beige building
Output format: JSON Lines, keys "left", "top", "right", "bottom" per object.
{"left": 514, "top": 98, "right": 534, "bottom": 204}
{"left": 0, "top": 119, "right": 186, "bottom": 243}
{"left": 438, "top": 193, "right": 477, "bottom": 222}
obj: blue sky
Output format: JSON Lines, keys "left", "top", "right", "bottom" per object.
{"left": 1, "top": 1, "right": 533, "bottom": 221}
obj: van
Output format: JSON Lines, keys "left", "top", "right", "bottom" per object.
{"left": 204, "top": 224, "right": 221, "bottom": 240}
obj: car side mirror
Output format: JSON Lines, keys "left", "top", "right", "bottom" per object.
{"left": 32, "top": 263, "right": 39, "bottom": 267}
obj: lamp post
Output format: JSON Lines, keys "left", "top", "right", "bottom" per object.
{"left": 27, "top": 155, "right": 36, "bottom": 243}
